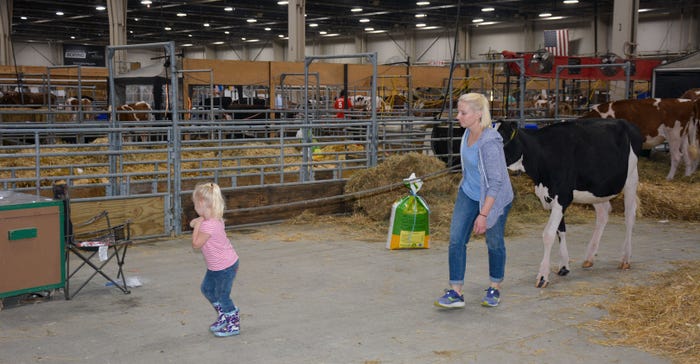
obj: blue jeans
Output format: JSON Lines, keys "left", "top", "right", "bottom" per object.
{"left": 448, "top": 190, "right": 511, "bottom": 286}
{"left": 201, "top": 260, "right": 239, "bottom": 313}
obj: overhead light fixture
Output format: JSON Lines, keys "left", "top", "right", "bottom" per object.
{"left": 359, "top": 18, "right": 370, "bottom": 23}
{"left": 638, "top": 8, "right": 652, "bottom": 13}
{"left": 203, "top": 23, "right": 210, "bottom": 27}
{"left": 369, "top": 30, "right": 386, "bottom": 34}
{"left": 415, "top": 13, "right": 427, "bottom": 18}
{"left": 319, "top": 31, "right": 327, "bottom": 35}
{"left": 351, "top": 7, "right": 363, "bottom": 12}
{"left": 472, "top": 18, "right": 484, "bottom": 23}
{"left": 212, "top": 41, "right": 224, "bottom": 45}
{"left": 56, "top": 11, "right": 64, "bottom": 16}
{"left": 264, "top": 27, "right": 272, "bottom": 31}
{"left": 476, "top": 21, "right": 498, "bottom": 26}
{"left": 278, "top": 34, "right": 285, "bottom": 38}
{"left": 177, "top": 13, "right": 187, "bottom": 17}
{"left": 224, "top": 7, "right": 233, "bottom": 11}
{"left": 416, "top": 23, "right": 426, "bottom": 28}
{"left": 188, "top": 34, "right": 192, "bottom": 37}
{"left": 96, "top": 5, "right": 106, "bottom": 11}
{"left": 134, "top": 18, "right": 139, "bottom": 21}
{"left": 164, "top": 26, "right": 172, "bottom": 30}
{"left": 245, "top": 39, "right": 260, "bottom": 43}
{"left": 323, "top": 33, "right": 340, "bottom": 37}
{"left": 482, "top": 7, "right": 495, "bottom": 12}
{"left": 543, "top": 16, "right": 565, "bottom": 20}
{"left": 364, "top": 27, "right": 374, "bottom": 31}
{"left": 225, "top": 31, "right": 230, "bottom": 34}
{"left": 416, "top": 1, "right": 430, "bottom": 6}
{"left": 277, "top": 1, "right": 289, "bottom": 5}
{"left": 182, "top": 43, "right": 193, "bottom": 47}
{"left": 247, "top": 19, "right": 257, "bottom": 23}
{"left": 309, "top": 23, "right": 318, "bottom": 27}
{"left": 539, "top": 12, "right": 552, "bottom": 17}
{"left": 141, "top": 0, "right": 152, "bottom": 4}
{"left": 563, "top": 0, "right": 579, "bottom": 4}
{"left": 70, "top": 36, "right": 75, "bottom": 39}
{"left": 20, "top": 16, "right": 27, "bottom": 20}
{"left": 419, "top": 26, "right": 439, "bottom": 30}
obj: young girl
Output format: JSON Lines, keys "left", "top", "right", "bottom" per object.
{"left": 190, "top": 182, "right": 240, "bottom": 337}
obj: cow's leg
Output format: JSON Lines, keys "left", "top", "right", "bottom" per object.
{"left": 664, "top": 123, "right": 683, "bottom": 180}
{"left": 619, "top": 150, "right": 639, "bottom": 269}
{"left": 556, "top": 216, "right": 570, "bottom": 276}
{"left": 582, "top": 201, "right": 611, "bottom": 268}
{"left": 537, "top": 203, "right": 564, "bottom": 288}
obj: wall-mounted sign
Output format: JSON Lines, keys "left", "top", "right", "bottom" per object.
{"left": 63, "top": 44, "right": 105, "bottom": 67}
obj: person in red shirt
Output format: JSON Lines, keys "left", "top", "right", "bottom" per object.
{"left": 333, "top": 89, "right": 352, "bottom": 118}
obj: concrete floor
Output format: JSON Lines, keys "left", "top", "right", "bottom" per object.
{"left": 1, "top": 217, "right": 698, "bottom": 364}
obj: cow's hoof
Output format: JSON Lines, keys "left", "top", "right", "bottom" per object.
{"left": 557, "top": 266, "right": 570, "bottom": 276}
{"left": 618, "top": 262, "right": 631, "bottom": 270}
{"left": 582, "top": 260, "right": 594, "bottom": 268}
{"left": 536, "top": 277, "right": 549, "bottom": 288}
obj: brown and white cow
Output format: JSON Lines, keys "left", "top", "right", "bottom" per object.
{"left": 681, "top": 88, "right": 700, "bottom": 101}
{"left": 65, "top": 97, "right": 93, "bottom": 121}
{"left": 580, "top": 98, "right": 700, "bottom": 180}
{"left": 108, "top": 101, "right": 153, "bottom": 142}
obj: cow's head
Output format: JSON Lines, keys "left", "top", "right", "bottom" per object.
{"left": 493, "top": 119, "right": 524, "bottom": 170}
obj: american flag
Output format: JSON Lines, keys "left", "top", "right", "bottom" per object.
{"left": 544, "top": 29, "right": 569, "bottom": 56}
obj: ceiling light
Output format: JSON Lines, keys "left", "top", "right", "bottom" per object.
{"left": 212, "top": 41, "right": 224, "bottom": 45}
{"left": 278, "top": 34, "right": 285, "bottom": 38}
{"left": 96, "top": 5, "right": 106, "bottom": 11}
{"left": 319, "top": 31, "right": 327, "bottom": 35}
{"left": 542, "top": 16, "right": 565, "bottom": 20}
{"left": 70, "top": 36, "right": 75, "bottom": 39}
{"left": 364, "top": 27, "right": 374, "bottom": 31}
{"left": 225, "top": 31, "right": 230, "bottom": 34}
{"left": 188, "top": 34, "right": 192, "bottom": 37}
{"left": 203, "top": 23, "right": 210, "bottom": 27}
{"left": 416, "top": 1, "right": 430, "bottom": 6}
{"left": 247, "top": 19, "right": 257, "bottom": 23}
{"left": 472, "top": 18, "right": 484, "bottom": 23}
{"left": 56, "top": 11, "right": 64, "bottom": 16}
{"left": 241, "top": 37, "right": 246, "bottom": 41}
{"left": 129, "top": 30, "right": 133, "bottom": 34}
{"left": 164, "top": 26, "right": 172, "bottom": 31}
{"left": 415, "top": 13, "right": 427, "bottom": 18}
{"left": 323, "top": 33, "right": 340, "bottom": 37}
{"left": 20, "top": 16, "right": 27, "bottom": 20}
{"left": 420, "top": 26, "right": 439, "bottom": 30}
{"left": 277, "top": 1, "right": 289, "bottom": 5}
{"left": 309, "top": 23, "right": 318, "bottom": 27}
{"left": 264, "top": 27, "right": 271, "bottom": 31}
{"left": 476, "top": 21, "right": 498, "bottom": 26}
{"left": 416, "top": 23, "right": 426, "bottom": 28}
{"left": 134, "top": 18, "right": 139, "bottom": 21}
{"left": 370, "top": 30, "right": 386, "bottom": 34}
{"left": 224, "top": 7, "right": 233, "bottom": 11}
{"left": 539, "top": 12, "right": 552, "bottom": 17}
{"left": 177, "top": 13, "right": 187, "bottom": 17}
{"left": 182, "top": 43, "right": 193, "bottom": 47}
{"left": 638, "top": 8, "right": 652, "bottom": 13}
{"left": 245, "top": 39, "right": 260, "bottom": 43}
{"left": 351, "top": 7, "right": 363, "bottom": 12}
{"left": 563, "top": 0, "right": 579, "bottom": 4}
{"left": 359, "top": 18, "right": 370, "bottom": 23}
{"left": 482, "top": 7, "right": 495, "bottom": 12}
{"left": 141, "top": 0, "right": 152, "bottom": 4}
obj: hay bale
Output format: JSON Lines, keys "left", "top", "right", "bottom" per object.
{"left": 345, "top": 152, "right": 455, "bottom": 222}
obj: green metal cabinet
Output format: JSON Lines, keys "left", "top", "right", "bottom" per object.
{"left": 0, "top": 191, "right": 65, "bottom": 299}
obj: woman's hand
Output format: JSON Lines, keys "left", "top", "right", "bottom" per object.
{"left": 473, "top": 214, "right": 487, "bottom": 235}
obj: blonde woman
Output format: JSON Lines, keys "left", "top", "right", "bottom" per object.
{"left": 191, "top": 182, "right": 240, "bottom": 337}
{"left": 435, "top": 93, "right": 514, "bottom": 308}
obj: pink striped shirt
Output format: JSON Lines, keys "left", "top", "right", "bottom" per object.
{"left": 199, "top": 218, "right": 238, "bottom": 271}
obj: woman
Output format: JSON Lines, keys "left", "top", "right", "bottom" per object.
{"left": 435, "top": 92, "right": 514, "bottom": 308}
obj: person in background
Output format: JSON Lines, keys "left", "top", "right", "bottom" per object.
{"left": 435, "top": 92, "right": 514, "bottom": 309}
{"left": 191, "top": 182, "right": 241, "bottom": 337}
{"left": 333, "top": 89, "right": 353, "bottom": 118}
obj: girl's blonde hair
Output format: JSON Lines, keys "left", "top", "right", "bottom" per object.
{"left": 192, "top": 182, "right": 225, "bottom": 219}
{"left": 458, "top": 92, "right": 492, "bottom": 129}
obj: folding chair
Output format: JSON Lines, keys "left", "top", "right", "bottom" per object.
{"left": 53, "top": 183, "right": 133, "bottom": 300}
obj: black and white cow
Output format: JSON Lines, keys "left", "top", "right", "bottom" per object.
{"left": 496, "top": 119, "right": 643, "bottom": 288}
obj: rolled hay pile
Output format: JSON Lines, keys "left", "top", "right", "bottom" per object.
{"left": 590, "top": 261, "right": 700, "bottom": 364}
{"left": 344, "top": 152, "right": 458, "bottom": 241}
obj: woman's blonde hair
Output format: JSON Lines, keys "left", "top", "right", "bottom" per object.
{"left": 192, "top": 182, "right": 225, "bottom": 219}
{"left": 458, "top": 92, "right": 492, "bottom": 129}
